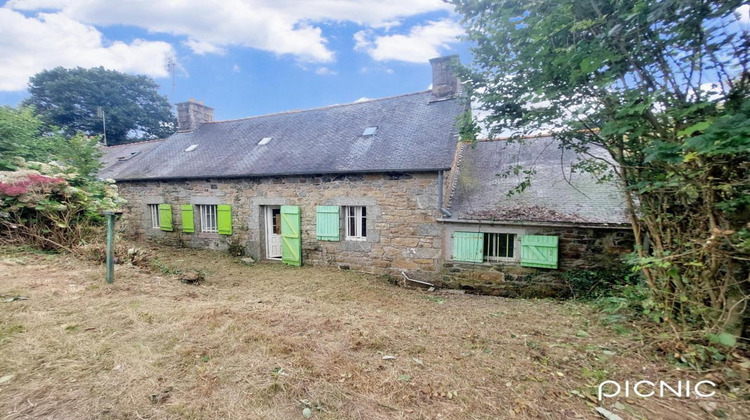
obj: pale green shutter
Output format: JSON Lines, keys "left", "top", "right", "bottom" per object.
{"left": 281, "top": 205, "right": 302, "bottom": 266}
{"left": 217, "top": 204, "right": 232, "bottom": 235}
{"left": 316, "top": 206, "right": 340, "bottom": 241}
{"left": 181, "top": 205, "right": 194, "bottom": 233}
{"left": 520, "top": 235, "right": 559, "bottom": 269}
{"left": 452, "top": 231, "right": 483, "bottom": 262}
{"left": 158, "top": 204, "right": 172, "bottom": 231}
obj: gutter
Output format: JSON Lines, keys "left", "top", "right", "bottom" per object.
{"left": 436, "top": 218, "right": 631, "bottom": 230}
{"left": 111, "top": 167, "right": 452, "bottom": 183}
{"left": 437, "top": 170, "right": 452, "bottom": 218}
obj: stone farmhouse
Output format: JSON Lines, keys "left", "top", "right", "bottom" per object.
{"left": 101, "top": 56, "right": 632, "bottom": 297}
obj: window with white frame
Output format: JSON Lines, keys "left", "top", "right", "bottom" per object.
{"left": 344, "top": 206, "right": 366, "bottom": 240}
{"left": 148, "top": 204, "right": 160, "bottom": 229}
{"left": 483, "top": 233, "right": 516, "bottom": 261}
{"left": 197, "top": 204, "right": 218, "bottom": 233}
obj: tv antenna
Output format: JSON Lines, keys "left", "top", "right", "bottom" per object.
{"left": 97, "top": 106, "right": 107, "bottom": 146}
{"left": 166, "top": 56, "right": 176, "bottom": 100}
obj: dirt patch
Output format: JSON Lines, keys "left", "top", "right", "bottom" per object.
{"left": 0, "top": 246, "right": 747, "bottom": 419}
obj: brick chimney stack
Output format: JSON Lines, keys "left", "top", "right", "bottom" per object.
{"left": 429, "top": 55, "right": 461, "bottom": 101}
{"left": 176, "top": 99, "right": 214, "bottom": 132}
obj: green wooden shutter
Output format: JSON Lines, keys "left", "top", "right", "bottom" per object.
{"left": 217, "top": 204, "right": 232, "bottom": 235}
{"left": 316, "top": 206, "right": 340, "bottom": 241}
{"left": 281, "top": 205, "right": 302, "bottom": 266}
{"left": 452, "top": 231, "right": 484, "bottom": 262}
{"left": 158, "top": 204, "right": 172, "bottom": 231}
{"left": 520, "top": 235, "right": 559, "bottom": 269}
{"left": 181, "top": 205, "right": 194, "bottom": 233}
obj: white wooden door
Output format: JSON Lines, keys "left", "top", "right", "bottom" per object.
{"left": 266, "top": 206, "right": 282, "bottom": 259}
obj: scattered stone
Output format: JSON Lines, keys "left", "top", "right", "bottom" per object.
{"left": 576, "top": 330, "right": 590, "bottom": 338}
{"left": 302, "top": 407, "right": 312, "bottom": 418}
{"left": 699, "top": 401, "right": 718, "bottom": 414}
{"left": 149, "top": 386, "right": 173, "bottom": 404}
{"left": 178, "top": 269, "right": 204, "bottom": 284}
{"left": 382, "top": 355, "right": 396, "bottom": 360}
{"left": 442, "top": 289, "right": 465, "bottom": 295}
{"left": 1, "top": 296, "right": 28, "bottom": 302}
{"left": 427, "top": 287, "right": 435, "bottom": 292}
{"left": 240, "top": 257, "right": 255, "bottom": 265}
{"left": 0, "top": 375, "right": 14, "bottom": 384}
{"left": 595, "top": 406, "right": 623, "bottom": 420}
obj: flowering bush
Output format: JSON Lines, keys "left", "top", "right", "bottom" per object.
{"left": 0, "top": 159, "right": 125, "bottom": 250}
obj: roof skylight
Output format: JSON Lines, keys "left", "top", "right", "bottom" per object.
{"left": 362, "top": 126, "right": 377, "bottom": 136}
{"left": 258, "top": 137, "right": 273, "bottom": 145}
{"left": 185, "top": 144, "right": 199, "bottom": 152}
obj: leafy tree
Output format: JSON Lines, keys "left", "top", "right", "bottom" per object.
{"left": 451, "top": 0, "right": 749, "bottom": 343}
{"left": 0, "top": 106, "right": 101, "bottom": 178}
{"left": 24, "top": 67, "right": 175, "bottom": 145}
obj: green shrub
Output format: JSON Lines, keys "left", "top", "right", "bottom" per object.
{"left": 564, "top": 266, "right": 635, "bottom": 300}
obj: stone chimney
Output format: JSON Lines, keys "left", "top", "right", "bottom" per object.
{"left": 176, "top": 99, "right": 214, "bottom": 132}
{"left": 429, "top": 55, "right": 460, "bottom": 101}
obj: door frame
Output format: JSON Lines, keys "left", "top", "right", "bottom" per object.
{"left": 264, "top": 205, "right": 282, "bottom": 260}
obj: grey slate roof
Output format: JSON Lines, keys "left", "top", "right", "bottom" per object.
{"left": 99, "top": 139, "right": 165, "bottom": 180}
{"left": 448, "top": 137, "right": 630, "bottom": 225}
{"left": 101, "top": 91, "right": 464, "bottom": 180}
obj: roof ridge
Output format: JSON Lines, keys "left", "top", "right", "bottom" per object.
{"left": 205, "top": 90, "right": 435, "bottom": 125}
{"left": 477, "top": 133, "right": 555, "bottom": 142}
{"left": 102, "top": 138, "right": 166, "bottom": 148}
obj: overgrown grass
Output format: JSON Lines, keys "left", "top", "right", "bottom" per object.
{"left": 0, "top": 246, "right": 747, "bottom": 419}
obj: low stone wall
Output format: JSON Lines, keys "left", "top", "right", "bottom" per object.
{"left": 439, "top": 224, "right": 633, "bottom": 298}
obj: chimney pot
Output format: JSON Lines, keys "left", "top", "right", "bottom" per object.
{"left": 429, "top": 55, "right": 461, "bottom": 101}
{"left": 176, "top": 100, "right": 214, "bottom": 132}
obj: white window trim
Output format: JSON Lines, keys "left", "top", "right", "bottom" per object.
{"left": 483, "top": 232, "right": 517, "bottom": 262}
{"left": 344, "top": 206, "right": 366, "bottom": 241}
{"left": 148, "top": 204, "right": 160, "bottom": 229}
{"left": 198, "top": 204, "right": 218, "bottom": 233}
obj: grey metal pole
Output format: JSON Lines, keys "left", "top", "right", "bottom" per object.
{"left": 102, "top": 211, "right": 122, "bottom": 284}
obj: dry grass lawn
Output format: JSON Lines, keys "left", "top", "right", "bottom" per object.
{"left": 0, "top": 245, "right": 748, "bottom": 419}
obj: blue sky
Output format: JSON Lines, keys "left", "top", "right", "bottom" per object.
{"left": 0, "top": 0, "right": 471, "bottom": 121}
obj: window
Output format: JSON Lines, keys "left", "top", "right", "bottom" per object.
{"left": 197, "top": 204, "right": 218, "bottom": 233}
{"left": 258, "top": 137, "right": 273, "bottom": 145}
{"left": 484, "top": 233, "right": 516, "bottom": 261}
{"left": 148, "top": 204, "right": 160, "bottom": 229}
{"left": 344, "top": 206, "right": 366, "bottom": 240}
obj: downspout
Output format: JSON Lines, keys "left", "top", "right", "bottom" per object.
{"left": 438, "top": 170, "right": 452, "bottom": 218}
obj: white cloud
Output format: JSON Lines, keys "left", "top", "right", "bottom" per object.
{"left": 184, "top": 39, "right": 225, "bottom": 55}
{"left": 315, "top": 67, "right": 338, "bottom": 76}
{"left": 354, "top": 19, "right": 464, "bottom": 63}
{"left": 232, "top": 64, "right": 241, "bottom": 73}
{"left": 6, "top": 0, "right": 453, "bottom": 63}
{"left": 736, "top": 4, "right": 750, "bottom": 23}
{"left": 0, "top": 0, "right": 457, "bottom": 90}
{"left": 0, "top": 9, "right": 173, "bottom": 91}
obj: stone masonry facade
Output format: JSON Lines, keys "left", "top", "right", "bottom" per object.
{"left": 117, "top": 172, "right": 444, "bottom": 277}
{"left": 439, "top": 223, "right": 633, "bottom": 297}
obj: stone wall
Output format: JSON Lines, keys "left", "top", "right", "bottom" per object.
{"left": 440, "top": 223, "right": 633, "bottom": 297}
{"left": 116, "top": 172, "right": 444, "bottom": 277}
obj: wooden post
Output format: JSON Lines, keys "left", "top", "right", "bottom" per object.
{"left": 102, "top": 211, "right": 122, "bottom": 284}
